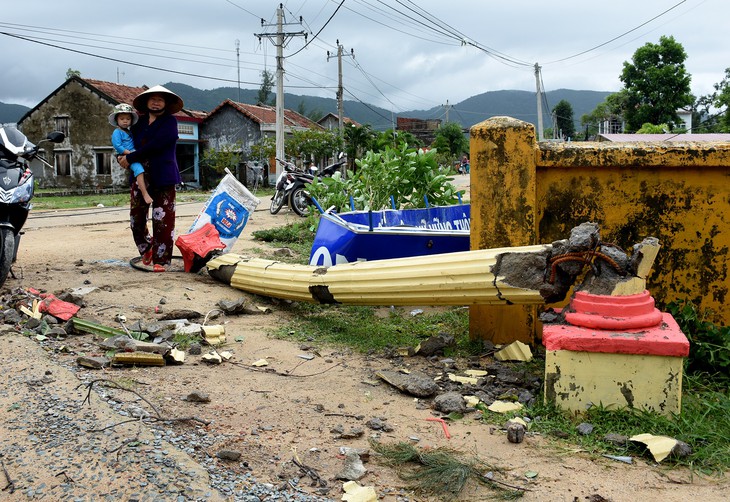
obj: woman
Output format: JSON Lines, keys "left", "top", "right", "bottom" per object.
{"left": 118, "top": 85, "right": 183, "bottom": 272}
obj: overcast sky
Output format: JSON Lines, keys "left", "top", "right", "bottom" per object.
{"left": 1, "top": 0, "right": 725, "bottom": 119}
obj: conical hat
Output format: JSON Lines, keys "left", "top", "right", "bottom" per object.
{"left": 133, "top": 85, "right": 184, "bottom": 114}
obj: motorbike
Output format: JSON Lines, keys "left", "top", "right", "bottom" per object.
{"left": 289, "top": 154, "right": 347, "bottom": 217}
{"left": 269, "top": 157, "right": 304, "bottom": 215}
{"left": 0, "top": 126, "right": 65, "bottom": 286}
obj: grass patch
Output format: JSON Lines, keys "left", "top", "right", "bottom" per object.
{"left": 273, "top": 303, "right": 478, "bottom": 355}
{"left": 251, "top": 215, "right": 319, "bottom": 262}
{"left": 477, "top": 372, "right": 730, "bottom": 474}
{"left": 32, "top": 190, "right": 210, "bottom": 210}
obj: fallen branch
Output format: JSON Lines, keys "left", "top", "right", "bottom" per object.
{"left": 292, "top": 448, "right": 327, "bottom": 488}
{"left": 78, "top": 379, "right": 211, "bottom": 430}
{"left": 0, "top": 459, "right": 15, "bottom": 493}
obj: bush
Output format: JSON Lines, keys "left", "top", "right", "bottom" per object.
{"left": 308, "top": 146, "right": 461, "bottom": 212}
{"left": 666, "top": 300, "right": 730, "bottom": 381}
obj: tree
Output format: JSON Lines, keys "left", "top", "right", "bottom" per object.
{"left": 552, "top": 100, "right": 575, "bottom": 139}
{"left": 257, "top": 70, "right": 274, "bottom": 105}
{"left": 286, "top": 129, "right": 343, "bottom": 167}
{"left": 431, "top": 122, "right": 468, "bottom": 158}
{"left": 699, "top": 67, "right": 730, "bottom": 132}
{"left": 343, "top": 124, "right": 376, "bottom": 172}
{"left": 619, "top": 35, "right": 693, "bottom": 132}
{"left": 66, "top": 68, "right": 81, "bottom": 79}
{"left": 580, "top": 91, "right": 628, "bottom": 138}
{"left": 371, "top": 129, "right": 422, "bottom": 151}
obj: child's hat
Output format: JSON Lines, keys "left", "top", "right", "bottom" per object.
{"left": 108, "top": 103, "right": 139, "bottom": 127}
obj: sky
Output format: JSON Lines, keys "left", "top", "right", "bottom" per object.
{"left": 1, "top": 0, "right": 726, "bottom": 120}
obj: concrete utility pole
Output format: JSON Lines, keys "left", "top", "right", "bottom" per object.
{"left": 327, "top": 41, "right": 355, "bottom": 138}
{"left": 235, "top": 39, "right": 241, "bottom": 102}
{"left": 255, "top": 4, "right": 307, "bottom": 178}
{"left": 534, "top": 63, "right": 544, "bottom": 141}
{"left": 443, "top": 99, "right": 451, "bottom": 123}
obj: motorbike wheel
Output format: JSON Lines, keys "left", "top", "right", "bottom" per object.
{"left": 0, "top": 228, "right": 16, "bottom": 288}
{"left": 270, "top": 190, "right": 286, "bottom": 214}
{"left": 290, "top": 187, "right": 311, "bottom": 217}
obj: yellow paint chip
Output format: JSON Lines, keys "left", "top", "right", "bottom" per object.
{"left": 487, "top": 400, "right": 523, "bottom": 413}
{"left": 464, "top": 369, "right": 488, "bottom": 377}
{"left": 448, "top": 373, "right": 479, "bottom": 385}
{"left": 494, "top": 341, "right": 533, "bottom": 362}
{"left": 341, "top": 480, "right": 378, "bottom": 502}
{"left": 463, "top": 395, "right": 481, "bottom": 407}
{"left": 630, "top": 433, "right": 678, "bottom": 462}
{"left": 252, "top": 358, "right": 269, "bottom": 367}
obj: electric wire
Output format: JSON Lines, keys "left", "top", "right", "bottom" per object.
{"left": 287, "top": 0, "right": 346, "bottom": 59}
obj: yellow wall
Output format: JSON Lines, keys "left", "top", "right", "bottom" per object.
{"left": 470, "top": 117, "right": 730, "bottom": 342}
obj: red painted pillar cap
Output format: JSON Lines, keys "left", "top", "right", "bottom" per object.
{"left": 565, "top": 290, "right": 664, "bottom": 330}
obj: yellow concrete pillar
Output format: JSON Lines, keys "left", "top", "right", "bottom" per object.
{"left": 469, "top": 117, "right": 538, "bottom": 344}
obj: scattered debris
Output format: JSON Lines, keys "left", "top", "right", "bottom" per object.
{"left": 602, "top": 454, "right": 633, "bottom": 464}
{"left": 487, "top": 401, "right": 523, "bottom": 413}
{"left": 335, "top": 451, "right": 367, "bottom": 481}
{"left": 112, "top": 352, "right": 166, "bottom": 366}
{"left": 494, "top": 341, "right": 533, "bottom": 362}
{"left": 341, "top": 480, "right": 377, "bottom": 502}
{"left": 184, "top": 391, "right": 211, "bottom": 403}
{"left": 365, "top": 417, "right": 394, "bottom": 432}
{"left": 433, "top": 392, "right": 467, "bottom": 414}
{"left": 76, "top": 356, "right": 111, "bottom": 369}
{"left": 252, "top": 358, "right": 269, "bottom": 367}
{"left": 202, "top": 353, "right": 223, "bottom": 365}
{"left": 507, "top": 422, "right": 526, "bottom": 443}
{"left": 447, "top": 373, "right": 479, "bottom": 385}
{"left": 415, "top": 333, "right": 455, "bottom": 356}
{"left": 202, "top": 324, "right": 226, "bottom": 345}
{"left": 576, "top": 423, "right": 594, "bottom": 436}
{"left": 166, "top": 348, "right": 186, "bottom": 365}
{"left": 216, "top": 450, "right": 242, "bottom": 462}
{"left": 425, "top": 416, "right": 451, "bottom": 439}
{"left": 630, "top": 433, "right": 692, "bottom": 462}
{"left": 375, "top": 370, "right": 439, "bottom": 397}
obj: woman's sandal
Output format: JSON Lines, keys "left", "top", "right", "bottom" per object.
{"left": 142, "top": 249, "right": 153, "bottom": 266}
{"left": 153, "top": 264, "right": 166, "bottom": 273}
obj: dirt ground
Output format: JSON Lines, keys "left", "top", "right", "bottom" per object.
{"left": 0, "top": 185, "right": 728, "bottom": 501}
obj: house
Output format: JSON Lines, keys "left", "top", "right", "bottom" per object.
{"left": 200, "top": 99, "right": 323, "bottom": 184}
{"left": 396, "top": 116, "right": 441, "bottom": 145}
{"left": 17, "top": 76, "right": 204, "bottom": 189}
{"left": 317, "top": 112, "right": 361, "bottom": 131}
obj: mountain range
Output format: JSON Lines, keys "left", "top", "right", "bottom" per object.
{"left": 1, "top": 84, "right": 612, "bottom": 132}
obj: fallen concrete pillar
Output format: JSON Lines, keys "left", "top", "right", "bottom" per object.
{"left": 207, "top": 222, "right": 659, "bottom": 307}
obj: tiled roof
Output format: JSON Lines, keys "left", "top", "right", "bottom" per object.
{"left": 84, "top": 78, "right": 148, "bottom": 106}
{"left": 207, "top": 99, "right": 322, "bottom": 130}
{"left": 318, "top": 112, "right": 361, "bottom": 127}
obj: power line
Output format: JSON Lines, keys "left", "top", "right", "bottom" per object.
{"left": 287, "top": 0, "right": 346, "bottom": 59}
{"left": 545, "top": 0, "right": 687, "bottom": 64}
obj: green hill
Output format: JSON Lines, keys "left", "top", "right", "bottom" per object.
{"left": 0, "top": 102, "right": 31, "bottom": 124}
{"left": 164, "top": 82, "right": 611, "bottom": 133}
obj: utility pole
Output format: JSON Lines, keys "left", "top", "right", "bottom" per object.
{"left": 116, "top": 68, "right": 125, "bottom": 84}
{"left": 534, "top": 63, "right": 544, "bottom": 141}
{"left": 442, "top": 99, "right": 451, "bottom": 123}
{"left": 327, "top": 41, "right": 355, "bottom": 138}
{"left": 235, "top": 39, "right": 241, "bottom": 102}
{"left": 255, "top": 4, "right": 307, "bottom": 177}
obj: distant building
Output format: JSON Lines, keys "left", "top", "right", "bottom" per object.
{"left": 317, "top": 112, "right": 361, "bottom": 132}
{"left": 396, "top": 117, "right": 441, "bottom": 145}
{"left": 17, "top": 76, "right": 204, "bottom": 189}
{"left": 200, "top": 99, "right": 323, "bottom": 184}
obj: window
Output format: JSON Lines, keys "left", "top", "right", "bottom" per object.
{"left": 95, "top": 150, "right": 113, "bottom": 175}
{"left": 54, "top": 116, "right": 70, "bottom": 137}
{"left": 178, "top": 123, "right": 194, "bottom": 136}
{"left": 55, "top": 152, "right": 71, "bottom": 176}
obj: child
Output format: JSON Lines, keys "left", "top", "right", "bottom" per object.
{"left": 108, "top": 103, "right": 153, "bottom": 205}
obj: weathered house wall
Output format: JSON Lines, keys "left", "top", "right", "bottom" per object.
{"left": 469, "top": 116, "right": 730, "bottom": 343}
{"left": 19, "top": 80, "right": 126, "bottom": 189}
{"left": 200, "top": 107, "right": 263, "bottom": 155}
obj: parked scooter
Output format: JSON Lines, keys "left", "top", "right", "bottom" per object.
{"left": 0, "top": 126, "right": 65, "bottom": 286}
{"left": 269, "top": 157, "right": 304, "bottom": 215}
{"left": 289, "top": 154, "right": 346, "bottom": 217}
